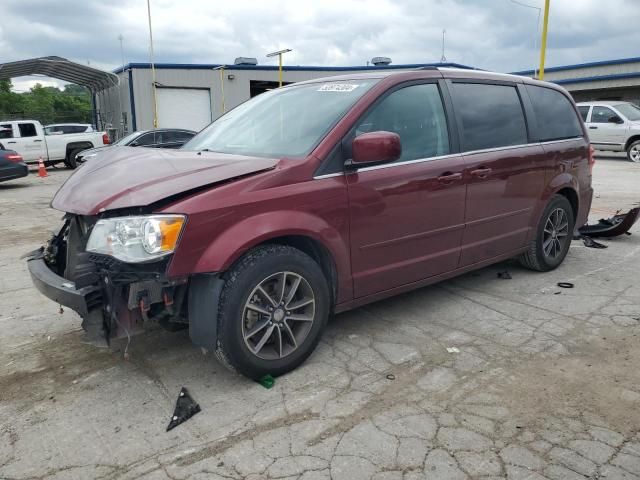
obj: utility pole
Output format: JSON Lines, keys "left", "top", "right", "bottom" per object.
{"left": 117, "top": 34, "right": 126, "bottom": 135}
{"left": 146, "top": 0, "right": 159, "bottom": 127}
{"left": 266, "top": 49, "right": 292, "bottom": 87}
{"left": 212, "top": 66, "right": 226, "bottom": 115}
{"left": 538, "top": 0, "right": 551, "bottom": 80}
{"left": 440, "top": 29, "right": 447, "bottom": 63}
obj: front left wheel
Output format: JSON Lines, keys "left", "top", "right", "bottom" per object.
{"left": 627, "top": 140, "right": 640, "bottom": 163}
{"left": 214, "top": 244, "right": 330, "bottom": 379}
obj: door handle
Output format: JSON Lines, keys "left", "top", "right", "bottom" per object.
{"left": 7, "top": 141, "right": 16, "bottom": 144}
{"left": 34, "top": 139, "right": 43, "bottom": 142}
{"left": 437, "top": 172, "right": 463, "bottom": 183}
{"left": 589, "top": 126, "right": 598, "bottom": 129}
{"left": 470, "top": 167, "right": 492, "bottom": 178}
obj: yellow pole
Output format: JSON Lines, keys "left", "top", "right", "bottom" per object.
{"left": 146, "top": 0, "right": 158, "bottom": 127}
{"left": 278, "top": 53, "right": 283, "bottom": 87}
{"left": 219, "top": 67, "right": 226, "bottom": 113}
{"left": 538, "top": 0, "right": 550, "bottom": 80}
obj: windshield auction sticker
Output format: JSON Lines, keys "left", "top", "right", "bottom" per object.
{"left": 317, "top": 84, "right": 359, "bottom": 92}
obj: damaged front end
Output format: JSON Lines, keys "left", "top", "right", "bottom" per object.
{"left": 26, "top": 215, "right": 189, "bottom": 347}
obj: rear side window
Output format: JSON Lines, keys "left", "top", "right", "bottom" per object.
{"left": 526, "top": 85, "right": 583, "bottom": 141}
{"left": 577, "top": 106, "right": 590, "bottom": 122}
{"left": 0, "top": 124, "right": 13, "bottom": 139}
{"left": 451, "top": 83, "right": 528, "bottom": 151}
{"left": 18, "top": 123, "right": 37, "bottom": 137}
{"left": 354, "top": 83, "right": 450, "bottom": 161}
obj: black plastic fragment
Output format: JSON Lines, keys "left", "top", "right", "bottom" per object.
{"left": 167, "top": 387, "right": 201, "bottom": 431}
{"left": 497, "top": 271, "right": 512, "bottom": 280}
{"left": 557, "top": 282, "right": 574, "bottom": 289}
{"left": 582, "top": 236, "right": 608, "bottom": 249}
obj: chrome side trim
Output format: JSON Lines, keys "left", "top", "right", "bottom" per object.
{"left": 461, "top": 143, "right": 533, "bottom": 156}
{"left": 357, "top": 153, "right": 460, "bottom": 172}
{"left": 313, "top": 172, "right": 344, "bottom": 180}
{"left": 539, "top": 137, "right": 585, "bottom": 146}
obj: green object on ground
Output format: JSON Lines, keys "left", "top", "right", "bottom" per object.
{"left": 258, "top": 374, "right": 275, "bottom": 389}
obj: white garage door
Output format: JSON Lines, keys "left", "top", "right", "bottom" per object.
{"left": 156, "top": 88, "right": 212, "bottom": 132}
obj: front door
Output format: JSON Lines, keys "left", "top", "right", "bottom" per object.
{"left": 448, "top": 81, "right": 545, "bottom": 266}
{"left": 587, "top": 105, "right": 627, "bottom": 149}
{"left": 346, "top": 82, "right": 467, "bottom": 298}
{"left": 13, "top": 122, "right": 45, "bottom": 162}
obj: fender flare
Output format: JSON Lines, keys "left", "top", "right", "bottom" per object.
{"left": 65, "top": 142, "right": 94, "bottom": 156}
{"left": 187, "top": 210, "right": 351, "bottom": 294}
{"left": 528, "top": 173, "right": 579, "bottom": 242}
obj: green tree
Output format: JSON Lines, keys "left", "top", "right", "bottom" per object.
{"left": 0, "top": 80, "right": 92, "bottom": 124}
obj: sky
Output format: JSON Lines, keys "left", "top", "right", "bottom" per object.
{"left": 1, "top": 0, "right": 639, "bottom": 91}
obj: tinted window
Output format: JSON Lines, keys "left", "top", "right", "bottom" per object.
{"left": 577, "top": 106, "right": 590, "bottom": 122}
{"left": 591, "top": 106, "right": 618, "bottom": 124}
{"left": 135, "top": 132, "right": 162, "bottom": 146}
{"left": 18, "top": 123, "right": 37, "bottom": 137}
{"left": 354, "top": 84, "right": 449, "bottom": 161}
{"left": 526, "top": 85, "right": 583, "bottom": 141}
{"left": 0, "top": 124, "right": 13, "bottom": 139}
{"left": 172, "top": 131, "right": 195, "bottom": 142}
{"left": 452, "top": 83, "right": 528, "bottom": 151}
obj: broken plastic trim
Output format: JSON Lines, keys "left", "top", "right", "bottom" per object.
{"left": 167, "top": 387, "right": 201, "bottom": 431}
{"left": 578, "top": 207, "right": 640, "bottom": 238}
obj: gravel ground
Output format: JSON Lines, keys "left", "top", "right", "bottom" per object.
{"left": 1, "top": 155, "right": 639, "bottom": 480}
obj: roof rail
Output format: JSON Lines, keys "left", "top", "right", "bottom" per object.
{"left": 416, "top": 66, "right": 438, "bottom": 70}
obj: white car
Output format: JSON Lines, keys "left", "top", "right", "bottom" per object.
{"left": 576, "top": 101, "right": 640, "bottom": 162}
{"left": 0, "top": 120, "right": 109, "bottom": 168}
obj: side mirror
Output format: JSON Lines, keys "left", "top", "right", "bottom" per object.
{"left": 348, "top": 131, "right": 402, "bottom": 169}
{"left": 609, "top": 115, "right": 624, "bottom": 124}
{"left": 129, "top": 141, "right": 139, "bottom": 147}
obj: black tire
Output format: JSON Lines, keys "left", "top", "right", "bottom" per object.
{"left": 520, "top": 194, "right": 575, "bottom": 272}
{"left": 627, "top": 140, "right": 640, "bottom": 163}
{"left": 215, "top": 244, "right": 330, "bottom": 379}
{"left": 64, "top": 148, "right": 82, "bottom": 169}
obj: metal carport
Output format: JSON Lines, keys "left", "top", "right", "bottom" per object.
{"left": 0, "top": 56, "right": 119, "bottom": 128}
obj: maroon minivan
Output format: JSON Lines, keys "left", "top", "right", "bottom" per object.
{"left": 27, "top": 68, "right": 594, "bottom": 379}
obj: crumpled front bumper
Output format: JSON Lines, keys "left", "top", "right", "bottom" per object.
{"left": 26, "top": 251, "right": 101, "bottom": 317}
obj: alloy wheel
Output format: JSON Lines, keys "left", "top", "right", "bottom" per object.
{"left": 543, "top": 208, "right": 569, "bottom": 259}
{"left": 630, "top": 145, "right": 640, "bottom": 163}
{"left": 242, "top": 271, "right": 316, "bottom": 360}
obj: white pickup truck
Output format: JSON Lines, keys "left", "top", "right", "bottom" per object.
{"left": 0, "top": 120, "right": 109, "bottom": 169}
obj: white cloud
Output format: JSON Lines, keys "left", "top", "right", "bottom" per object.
{"left": 0, "top": 0, "right": 638, "bottom": 87}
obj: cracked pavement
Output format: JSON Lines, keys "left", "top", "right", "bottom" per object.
{"left": 1, "top": 155, "right": 640, "bottom": 480}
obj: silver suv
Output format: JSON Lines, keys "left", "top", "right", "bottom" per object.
{"left": 576, "top": 101, "right": 640, "bottom": 162}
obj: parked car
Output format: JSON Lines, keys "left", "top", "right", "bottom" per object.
{"left": 576, "top": 101, "right": 640, "bottom": 162}
{"left": 0, "top": 149, "right": 28, "bottom": 183}
{"left": 44, "top": 123, "right": 95, "bottom": 135}
{"left": 27, "top": 68, "right": 593, "bottom": 379}
{"left": 76, "top": 129, "right": 197, "bottom": 163}
{"left": 0, "top": 120, "right": 109, "bottom": 169}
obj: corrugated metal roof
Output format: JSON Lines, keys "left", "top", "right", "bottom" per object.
{"left": 0, "top": 56, "right": 119, "bottom": 91}
{"left": 113, "top": 61, "right": 477, "bottom": 74}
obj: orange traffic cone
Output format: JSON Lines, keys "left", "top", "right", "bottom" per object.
{"left": 37, "top": 157, "right": 48, "bottom": 178}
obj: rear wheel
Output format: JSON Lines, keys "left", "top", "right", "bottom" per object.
{"left": 64, "top": 148, "right": 82, "bottom": 169}
{"left": 215, "top": 244, "right": 330, "bottom": 379}
{"left": 520, "top": 195, "right": 574, "bottom": 272}
{"left": 627, "top": 140, "right": 640, "bottom": 163}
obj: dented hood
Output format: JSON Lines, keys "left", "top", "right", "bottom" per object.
{"left": 52, "top": 147, "right": 279, "bottom": 215}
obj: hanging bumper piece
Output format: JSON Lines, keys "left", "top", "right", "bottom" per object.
{"left": 578, "top": 207, "right": 640, "bottom": 238}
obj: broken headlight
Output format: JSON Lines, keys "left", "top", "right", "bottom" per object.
{"left": 86, "top": 215, "right": 186, "bottom": 263}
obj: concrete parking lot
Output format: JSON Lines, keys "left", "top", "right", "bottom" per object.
{"left": 1, "top": 156, "right": 640, "bottom": 480}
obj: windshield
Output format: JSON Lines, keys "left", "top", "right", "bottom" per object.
{"left": 183, "top": 80, "right": 378, "bottom": 158}
{"left": 116, "top": 131, "right": 145, "bottom": 145}
{"left": 615, "top": 103, "right": 640, "bottom": 121}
